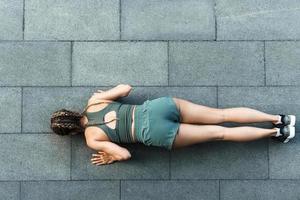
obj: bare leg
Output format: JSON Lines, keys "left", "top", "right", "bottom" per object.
{"left": 173, "top": 98, "right": 280, "bottom": 125}
{"left": 172, "top": 123, "right": 278, "bottom": 149}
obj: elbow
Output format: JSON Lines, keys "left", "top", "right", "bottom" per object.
{"left": 117, "top": 152, "right": 131, "bottom": 161}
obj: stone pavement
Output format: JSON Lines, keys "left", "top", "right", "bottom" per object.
{"left": 0, "top": 0, "right": 300, "bottom": 199}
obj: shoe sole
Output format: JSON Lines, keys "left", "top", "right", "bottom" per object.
{"left": 283, "top": 126, "right": 295, "bottom": 143}
{"left": 288, "top": 115, "right": 296, "bottom": 126}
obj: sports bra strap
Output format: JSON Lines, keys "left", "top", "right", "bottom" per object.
{"left": 81, "top": 99, "right": 115, "bottom": 115}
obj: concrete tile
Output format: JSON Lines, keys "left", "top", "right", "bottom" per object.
{"left": 143, "top": 86, "right": 217, "bottom": 106}
{"left": 0, "top": 42, "right": 71, "bottom": 86}
{"left": 71, "top": 134, "right": 169, "bottom": 179}
{"left": 22, "top": 181, "right": 119, "bottom": 200}
{"left": 122, "top": 180, "right": 219, "bottom": 200}
{"left": 22, "top": 86, "right": 148, "bottom": 133}
{"left": 0, "top": 182, "right": 20, "bottom": 200}
{"left": 121, "top": 0, "right": 215, "bottom": 40}
{"left": 218, "top": 86, "right": 300, "bottom": 130}
{"left": 25, "top": 0, "right": 119, "bottom": 40}
{"left": 171, "top": 139, "right": 268, "bottom": 179}
{"left": 72, "top": 42, "right": 168, "bottom": 86}
{"left": 218, "top": 86, "right": 300, "bottom": 179}
{"left": 216, "top": 0, "right": 300, "bottom": 40}
{"left": 266, "top": 41, "right": 300, "bottom": 85}
{"left": 220, "top": 180, "right": 300, "bottom": 200}
{"left": 0, "top": 87, "right": 21, "bottom": 133}
{"left": 0, "top": 134, "right": 70, "bottom": 180}
{"left": 0, "top": 0, "right": 23, "bottom": 39}
{"left": 169, "top": 42, "right": 264, "bottom": 86}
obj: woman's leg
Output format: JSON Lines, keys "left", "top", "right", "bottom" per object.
{"left": 172, "top": 123, "right": 278, "bottom": 149}
{"left": 172, "top": 97, "right": 280, "bottom": 125}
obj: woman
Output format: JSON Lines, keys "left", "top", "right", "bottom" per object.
{"left": 50, "top": 84, "right": 296, "bottom": 165}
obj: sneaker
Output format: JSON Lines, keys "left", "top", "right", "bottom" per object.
{"left": 271, "top": 125, "right": 295, "bottom": 143}
{"left": 273, "top": 114, "right": 296, "bottom": 127}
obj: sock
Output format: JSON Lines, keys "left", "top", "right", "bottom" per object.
{"left": 274, "top": 128, "right": 282, "bottom": 137}
{"left": 274, "top": 115, "right": 282, "bottom": 124}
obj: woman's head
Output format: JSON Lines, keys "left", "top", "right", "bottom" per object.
{"left": 50, "top": 109, "right": 85, "bottom": 136}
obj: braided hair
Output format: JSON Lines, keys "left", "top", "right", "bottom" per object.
{"left": 50, "top": 99, "right": 119, "bottom": 136}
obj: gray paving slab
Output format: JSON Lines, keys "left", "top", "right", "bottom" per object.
{"left": 216, "top": 0, "right": 300, "bottom": 40}
{"left": 72, "top": 42, "right": 168, "bottom": 86}
{"left": 71, "top": 134, "right": 169, "bottom": 179}
{"left": 169, "top": 42, "right": 264, "bottom": 86}
{"left": 220, "top": 180, "right": 300, "bottom": 200}
{"left": 0, "top": 134, "right": 70, "bottom": 180}
{"left": 0, "top": 87, "right": 21, "bottom": 133}
{"left": 22, "top": 86, "right": 148, "bottom": 133}
{"left": 121, "top": 180, "right": 219, "bottom": 200}
{"left": 0, "top": 182, "right": 20, "bottom": 200}
{"left": 266, "top": 41, "right": 300, "bottom": 86}
{"left": 25, "top": 0, "right": 119, "bottom": 40}
{"left": 121, "top": 0, "right": 215, "bottom": 40}
{"left": 0, "top": 0, "right": 23, "bottom": 40}
{"left": 21, "top": 181, "right": 119, "bottom": 200}
{"left": 171, "top": 139, "right": 268, "bottom": 179}
{"left": 0, "top": 42, "right": 71, "bottom": 86}
{"left": 218, "top": 86, "right": 300, "bottom": 179}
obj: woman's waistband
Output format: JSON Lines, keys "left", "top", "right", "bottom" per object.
{"left": 134, "top": 100, "right": 151, "bottom": 143}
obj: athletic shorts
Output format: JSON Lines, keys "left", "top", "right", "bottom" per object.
{"left": 134, "top": 96, "right": 181, "bottom": 150}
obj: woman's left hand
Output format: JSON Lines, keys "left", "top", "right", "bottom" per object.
{"left": 90, "top": 151, "right": 115, "bottom": 165}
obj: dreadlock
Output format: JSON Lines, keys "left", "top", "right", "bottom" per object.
{"left": 50, "top": 99, "right": 119, "bottom": 135}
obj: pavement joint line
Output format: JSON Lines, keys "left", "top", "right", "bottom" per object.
{"left": 216, "top": 86, "right": 219, "bottom": 108}
{"left": 4, "top": 179, "right": 300, "bottom": 182}
{"left": 218, "top": 179, "right": 220, "bottom": 200}
{"left": 21, "top": 87, "right": 23, "bottom": 133}
{"left": 214, "top": 0, "right": 217, "bottom": 41}
{"left": 1, "top": 85, "right": 299, "bottom": 88}
{"left": 19, "top": 181, "right": 21, "bottom": 200}
{"left": 119, "top": 0, "right": 122, "bottom": 40}
{"left": 263, "top": 41, "right": 266, "bottom": 86}
{"left": 1, "top": 39, "right": 300, "bottom": 42}
{"left": 119, "top": 180, "right": 121, "bottom": 200}
{"left": 268, "top": 139, "right": 270, "bottom": 179}
{"left": 22, "top": 0, "right": 25, "bottom": 40}
{"left": 167, "top": 41, "right": 170, "bottom": 86}
{"left": 70, "top": 41, "right": 73, "bottom": 87}
{"left": 70, "top": 135, "right": 72, "bottom": 180}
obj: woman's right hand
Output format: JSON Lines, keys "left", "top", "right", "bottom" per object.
{"left": 90, "top": 151, "right": 115, "bottom": 165}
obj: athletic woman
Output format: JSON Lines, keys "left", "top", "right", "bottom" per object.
{"left": 50, "top": 84, "right": 296, "bottom": 165}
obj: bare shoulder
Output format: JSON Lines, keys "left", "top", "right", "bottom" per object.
{"left": 84, "top": 126, "right": 109, "bottom": 143}
{"left": 86, "top": 98, "right": 111, "bottom": 113}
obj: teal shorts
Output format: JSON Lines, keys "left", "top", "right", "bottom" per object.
{"left": 134, "top": 96, "right": 181, "bottom": 150}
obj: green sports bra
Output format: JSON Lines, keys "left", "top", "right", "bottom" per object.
{"left": 84, "top": 101, "right": 135, "bottom": 143}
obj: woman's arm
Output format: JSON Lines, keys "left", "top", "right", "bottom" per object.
{"left": 87, "top": 140, "right": 131, "bottom": 165}
{"left": 89, "top": 84, "right": 132, "bottom": 102}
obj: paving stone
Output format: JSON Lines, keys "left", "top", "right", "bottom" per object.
{"left": 266, "top": 41, "right": 300, "bottom": 86}
{"left": 0, "top": 134, "right": 70, "bottom": 180}
{"left": 0, "top": 87, "right": 21, "bottom": 133}
{"left": 21, "top": 181, "right": 119, "bottom": 200}
{"left": 22, "top": 86, "right": 148, "bottom": 133}
{"left": 25, "top": 0, "right": 119, "bottom": 40}
{"left": 0, "top": 182, "right": 20, "bottom": 200}
{"left": 171, "top": 139, "right": 268, "bottom": 179}
{"left": 121, "top": 180, "right": 219, "bottom": 200}
{"left": 216, "top": 0, "right": 300, "bottom": 40}
{"left": 71, "top": 134, "right": 169, "bottom": 179}
{"left": 0, "top": 42, "right": 71, "bottom": 86}
{"left": 72, "top": 42, "right": 168, "bottom": 86}
{"left": 218, "top": 86, "right": 300, "bottom": 179}
{"left": 169, "top": 42, "right": 264, "bottom": 86}
{"left": 0, "top": 0, "right": 23, "bottom": 39}
{"left": 121, "top": 0, "right": 215, "bottom": 40}
{"left": 220, "top": 180, "right": 300, "bottom": 200}
{"left": 218, "top": 86, "right": 300, "bottom": 130}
